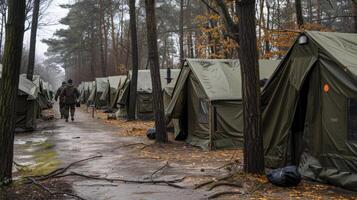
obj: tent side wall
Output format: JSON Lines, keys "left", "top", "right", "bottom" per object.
{"left": 211, "top": 100, "right": 244, "bottom": 149}
{"left": 186, "top": 73, "right": 210, "bottom": 148}
{"left": 15, "top": 95, "right": 37, "bottom": 132}
{"left": 262, "top": 40, "right": 318, "bottom": 167}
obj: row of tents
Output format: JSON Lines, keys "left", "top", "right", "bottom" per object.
{"left": 0, "top": 65, "right": 54, "bottom": 132}
{"left": 78, "top": 69, "right": 181, "bottom": 119}
{"left": 78, "top": 31, "right": 356, "bottom": 191}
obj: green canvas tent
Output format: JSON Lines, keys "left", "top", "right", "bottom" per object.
{"left": 166, "top": 59, "right": 280, "bottom": 149}
{"left": 21, "top": 74, "right": 52, "bottom": 110}
{"left": 117, "top": 69, "right": 180, "bottom": 119}
{"left": 261, "top": 31, "right": 357, "bottom": 191}
{"left": 87, "top": 78, "right": 110, "bottom": 108}
{"left": 100, "top": 75, "right": 127, "bottom": 109}
{"left": 79, "top": 81, "right": 94, "bottom": 104}
{"left": 0, "top": 65, "right": 39, "bottom": 131}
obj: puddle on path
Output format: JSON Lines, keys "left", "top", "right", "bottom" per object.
{"left": 13, "top": 130, "right": 60, "bottom": 178}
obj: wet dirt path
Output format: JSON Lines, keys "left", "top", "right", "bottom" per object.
{"left": 13, "top": 107, "right": 221, "bottom": 200}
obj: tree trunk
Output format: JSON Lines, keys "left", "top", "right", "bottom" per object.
{"left": 235, "top": 0, "right": 265, "bottom": 173}
{"left": 295, "top": 0, "right": 304, "bottom": 28}
{"left": 128, "top": 0, "right": 139, "bottom": 120}
{"left": 316, "top": 0, "right": 321, "bottom": 24}
{"left": 0, "top": 14, "right": 4, "bottom": 61}
{"left": 308, "top": 0, "right": 313, "bottom": 22}
{"left": 179, "top": 0, "right": 184, "bottom": 66}
{"left": 145, "top": 0, "right": 167, "bottom": 143}
{"left": 265, "top": 1, "right": 271, "bottom": 55}
{"left": 26, "top": 0, "right": 40, "bottom": 81}
{"left": 90, "top": 25, "right": 96, "bottom": 79}
{"left": 353, "top": 0, "right": 357, "bottom": 33}
{"left": 0, "top": 0, "right": 26, "bottom": 185}
{"left": 109, "top": 0, "right": 119, "bottom": 73}
{"left": 99, "top": 0, "right": 106, "bottom": 77}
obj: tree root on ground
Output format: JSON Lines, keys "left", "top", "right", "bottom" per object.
{"left": 54, "top": 171, "right": 186, "bottom": 189}
{"left": 26, "top": 177, "right": 85, "bottom": 200}
{"left": 207, "top": 191, "right": 242, "bottom": 199}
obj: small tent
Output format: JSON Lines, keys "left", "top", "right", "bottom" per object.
{"left": 100, "top": 75, "right": 127, "bottom": 108}
{"left": 166, "top": 59, "right": 280, "bottom": 149}
{"left": 21, "top": 74, "right": 52, "bottom": 110}
{"left": 87, "top": 77, "right": 110, "bottom": 108}
{"left": 117, "top": 69, "right": 180, "bottom": 119}
{"left": 79, "top": 81, "right": 94, "bottom": 104}
{"left": 0, "top": 65, "right": 39, "bottom": 131}
{"left": 261, "top": 31, "right": 357, "bottom": 191}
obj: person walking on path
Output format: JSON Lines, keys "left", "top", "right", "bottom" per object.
{"left": 55, "top": 81, "right": 67, "bottom": 119}
{"left": 60, "top": 79, "right": 80, "bottom": 122}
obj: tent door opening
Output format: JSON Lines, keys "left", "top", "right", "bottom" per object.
{"left": 290, "top": 74, "right": 311, "bottom": 165}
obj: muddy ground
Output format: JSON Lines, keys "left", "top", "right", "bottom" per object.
{"left": 3, "top": 106, "right": 357, "bottom": 200}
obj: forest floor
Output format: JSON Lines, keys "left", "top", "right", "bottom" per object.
{"left": 3, "top": 106, "right": 357, "bottom": 200}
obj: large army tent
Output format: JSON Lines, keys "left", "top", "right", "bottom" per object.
{"left": 100, "top": 75, "right": 127, "bottom": 108}
{"left": 166, "top": 59, "right": 280, "bottom": 149}
{"left": 117, "top": 69, "right": 180, "bottom": 118}
{"left": 261, "top": 31, "right": 357, "bottom": 191}
{"left": 0, "top": 65, "right": 39, "bottom": 131}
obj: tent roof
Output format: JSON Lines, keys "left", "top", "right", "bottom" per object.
{"left": 186, "top": 59, "right": 280, "bottom": 101}
{"left": 129, "top": 69, "right": 180, "bottom": 93}
{"left": 95, "top": 77, "right": 109, "bottom": 92}
{"left": 19, "top": 76, "right": 38, "bottom": 99}
{"left": 306, "top": 31, "right": 357, "bottom": 76}
{"left": 108, "top": 75, "right": 127, "bottom": 90}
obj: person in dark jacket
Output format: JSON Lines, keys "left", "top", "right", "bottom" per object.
{"left": 55, "top": 81, "right": 67, "bottom": 119}
{"left": 60, "top": 79, "right": 80, "bottom": 122}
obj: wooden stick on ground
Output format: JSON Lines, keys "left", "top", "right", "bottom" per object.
{"left": 55, "top": 171, "right": 186, "bottom": 189}
{"left": 150, "top": 161, "right": 169, "bottom": 181}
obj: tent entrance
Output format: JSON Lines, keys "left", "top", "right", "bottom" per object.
{"left": 290, "top": 73, "right": 311, "bottom": 165}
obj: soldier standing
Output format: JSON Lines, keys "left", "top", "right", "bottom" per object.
{"left": 55, "top": 81, "right": 67, "bottom": 119}
{"left": 60, "top": 79, "right": 80, "bottom": 122}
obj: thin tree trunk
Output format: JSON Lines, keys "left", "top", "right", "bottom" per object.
{"left": 258, "top": 0, "right": 264, "bottom": 55}
{"left": 0, "top": 0, "right": 26, "bottom": 185}
{"left": 90, "top": 27, "right": 96, "bottom": 79}
{"left": 27, "top": 0, "right": 40, "bottom": 80}
{"left": 353, "top": 0, "right": 357, "bottom": 33}
{"left": 104, "top": 15, "right": 109, "bottom": 74}
{"left": 295, "top": 0, "right": 304, "bottom": 27}
{"left": 308, "top": 0, "right": 313, "bottom": 22}
{"left": 99, "top": 0, "right": 106, "bottom": 77}
{"left": 179, "top": 0, "right": 184, "bottom": 66}
{"left": 265, "top": 1, "right": 271, "bottom": 55}
{"left": 317, "top": 0, "right": 321, "bottom": 24}
{"left": 128, "top": 0, "right": 139, "bottom": 120}
{"left": 161, "top": 35, "right": 167, "bottom": 68}
{"left": 109, "top": 0, "right": 119, "bottom": 73}
{"left": 145, "top": 0, "right": 167, "bottom": 143}
{"left": 0, "top": 14, "right": 4, "bottom": 61}
{"left": 235, "top": 0, "right": 264, "bottom": 173}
